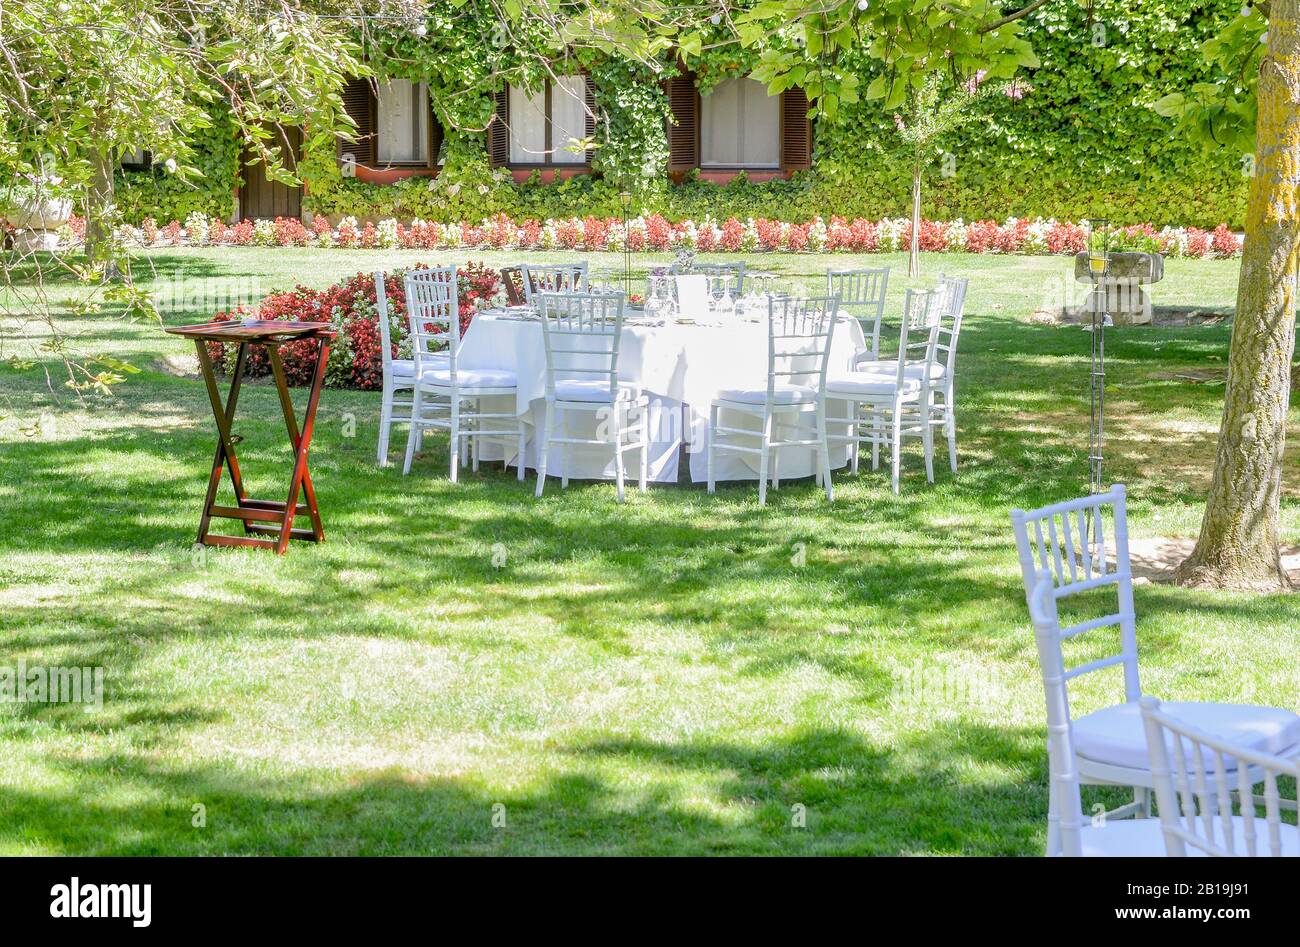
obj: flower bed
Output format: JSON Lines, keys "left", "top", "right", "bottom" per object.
{"left": 205, "top": 261, "right": 502, "bottom": 390}
{"left": 70, "top": 212, "right": 1245, "bottom": 259}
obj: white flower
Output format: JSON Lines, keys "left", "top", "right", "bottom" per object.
{"left": 164, "top": 158, "right": 178, "bottom": 173}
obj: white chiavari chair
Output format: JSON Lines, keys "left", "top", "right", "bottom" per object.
{"left": 1031, "top": 570, "right": 1162, "bottom": 856}
{"left": 707, "top": 295, "right": 839, "bottom": 506}
{"left": 520, "top": 262, "right": 589, "bottom": 304}
{"left": 853, "top": 274, "right": 968, "bottom": 475}
{"left": 374, "top": 270, "right": 447, "bottom": 465}
{"left": 670, "top": 261, "right": 747, "bottom": 297}
{"left": 827, "top": 267, "right": 889, "bottom": 361}
{"left": 1013, "top": 486, "right": 1300, "bottom": 856}
{"left": 1142, "top": 696, "right": 1300, "bottom": 857}
{"left": 534, "top": 291, "right": 649, "bottom": 503}
{"left": 402, "top": 269, "right": 526, "bottom": 481}
{"left": 824, "top": 288, "right": 941, "bottom": 492}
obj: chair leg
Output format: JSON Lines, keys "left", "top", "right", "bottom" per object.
{"left": 849, "top": 403, "right": 860, "bottom": 476}
{"left": 535, "top": 401, "right": 553, "bottom": 498}
{"left": 707, "top": 404, "right": 718, "bottom": 494}
{"left": 559, "top": 406, "right": 569, "bottom": 490}
{"left": 890, "top": 403, "right": 903, "bottom": 495}
{"left": 1135, "top": 786, "right": 1152, "bottom": 819}
{"left": 920, "top": 393, "right": 935, "bottom": 485}
{"left": 757, "top": 412, "right": 773, "bottom": 506}
{"left": 402, "top": 387, "right": 422, "bottom": 476}
{"left": 449, "top": 398, "right": 460, "bottom": 484}
{"left": 614, "top": 405, "right": 626, "bottom": 504}
{"left": 771, "top": 434, "right": 780, "bottom": 491}
{"left": 638, "top": 402, "right": 648, "bottom": 493}
{"left": 516, "top": 419, "right": 526, "bottom": 482}
{"left": 871, "top": 408, "right": 881, "bottom": 471}
{"left": 945, "top": 389, "right": 958, "bottom": 474}
{"left": 1046, "top": 776, "right": 1062, "bottom": 857}
{"left": 470, "top": 403, "right": 480, "bottom": 474}
{"left": 378, "top": 383, "right": 393, "bottom": 466}
{"left": 816, "top": 402, "right": 833, "bottom": 503}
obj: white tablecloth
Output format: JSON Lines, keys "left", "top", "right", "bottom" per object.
{"left": 454, "top": 312, "right": 867, "bottom": 483}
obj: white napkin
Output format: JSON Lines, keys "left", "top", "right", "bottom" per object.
{"left": 674, "top": 275, "right": 711, "bottom": 320}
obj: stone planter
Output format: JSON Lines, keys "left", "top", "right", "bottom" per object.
{"left": 5, "top": 196, "right": 73, "bottom": 252}
{"left": 1073, "top": 251, "right": 1165, "bottom": 326}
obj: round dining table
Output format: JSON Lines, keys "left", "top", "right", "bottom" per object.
{"left": 453, "top": 309, "right": 868, "bottom": 484}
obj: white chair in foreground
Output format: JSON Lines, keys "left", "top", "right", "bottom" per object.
{"left": 1013, "top": 485, "right": 1300, "bottom": 856}
{"left": 402, "top": 270, "right": 526, "bottom": 481}
{"left": 534, "top": 291, "right": 649, "bottom": 503}
{"left": 824, "top": 288, "right": 940, "bottom": 493}
{"left": 1033, "top": 575, "right": 1300, "bottom": 857}
{"left": 1142, "top": 695, "right": 1300, "bottom": 857}
{"left": 1031, "top": 571, "right": 1163, "bottom": 856}
{"left": 374, "top": 270, "right": 447, "bottom": 465}
{"left": 827, "top": 267, "right": 889, "bottom": 361}
{"left": 707, "top": 295, "right": 839, "bottom": 506}
{"left": 520, "top": 262, "right": 589, "bottom": 304}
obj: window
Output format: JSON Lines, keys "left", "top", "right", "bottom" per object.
{"left": 700, "top": 77, "right": 780, "bottom": 169}
{"left": 507, "top": 76, "right": 588, "bottom": 166}
{"left": 377, "top": 79, "right": 429, "bottom": 165}
{"left": 121, "top": 147, "right": 150, "bottom": 170}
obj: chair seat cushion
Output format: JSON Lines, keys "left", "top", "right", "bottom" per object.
{"left": 715, "top": 384, "right": 818, "bottom": 405}
{"left": 419, "top": 366, "right": 517, "bottom": 389}
{"left": 554, "top": 379, "right": 639, "bottom": 402}
{"left": 825, "top": 370, "right": 921, "bottom": 397}
{"left": 391, "top": 354, "right": 448, "bottom": 378}
{"left": 1077, "top": 816, "right": 1300, "bottom": 857}
{"left": 855, "top": 357, "right": 945, "bottom": 381}
{"left": 1075, "top": 701, "right": 1300, "bottom": 772}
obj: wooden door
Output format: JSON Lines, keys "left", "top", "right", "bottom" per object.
{"left": 241, "top": 125, "right": 302, "bottom": 220}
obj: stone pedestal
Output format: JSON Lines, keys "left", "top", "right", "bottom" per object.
{"left": 1073, "top": 252, "right": 1165, "bottom": 326}
{"left": 5, "top": 197, "right": 72, "bottom": 253}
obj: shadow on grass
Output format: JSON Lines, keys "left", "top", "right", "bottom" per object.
{"left": 1, "top": 722, "right": 1073, "bottom": 855}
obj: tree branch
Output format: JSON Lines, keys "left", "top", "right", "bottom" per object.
{"left": 978, "top": 0, "right": 1050, "bottom": 34}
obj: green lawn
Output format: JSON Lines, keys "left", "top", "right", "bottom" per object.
{"left": 0, "top": 247, "right": 1296, "bottom": 855}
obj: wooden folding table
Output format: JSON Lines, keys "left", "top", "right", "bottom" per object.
{"left": 166, "top": 319, "right": 335, "bottom": 554}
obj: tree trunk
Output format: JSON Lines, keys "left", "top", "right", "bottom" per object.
{"left": 1176, "top": 3, "right": 1300, "bottom": 591}
{"left": 909, "top": 157, "right": 922, "bottom": 278}
{"left": 84, "top": 148, "right": 116, "bottom": 272}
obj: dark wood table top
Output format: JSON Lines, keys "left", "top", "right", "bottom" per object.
{"left": 166, "top": 320, "right": 336, "bottom": 343}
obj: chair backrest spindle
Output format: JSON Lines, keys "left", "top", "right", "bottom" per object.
{"left": 763, "top": 295, "right": 840, "bottom": 406}
{"left": 1141, "top": 696, "right": 1300, "bottom": 857}
{"left": 404, "top": 266, "right": 459, "bottom": 379}
{"left": 521, "top": 262, "right": 589, "bottom": 304}
{"left": 537, "top": 291, "right": 627, "bottom": 403}
{"left": 827, "top": 267, "right": 889, "bottom": 358}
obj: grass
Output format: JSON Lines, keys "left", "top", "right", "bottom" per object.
{"left": 0, "top": 246, "right": 1296, "bottom": 855}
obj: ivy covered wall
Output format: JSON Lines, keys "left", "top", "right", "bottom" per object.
{"left": 114, "top": 105, "right": 240, "bottom": 225}
{"left": 129, "top": 0, "right": 1251, "bottom": 229}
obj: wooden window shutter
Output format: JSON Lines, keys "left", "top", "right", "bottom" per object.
{"left": 428, "top": 97, "right": 444, "bottom": 169}
{"left": 666, "top": 73, "right": 699, "bottom": 173}
{"left": 584, "top": 75, "right": 596, "bottom": 165}
{"left": 780, "top": 87, "right": 812, "bottom": 172}
{"left": 488, "top": 89, "right": 509, "bottom": 167}
{"left": 338, "top": 78, "right": 376, "bottom": 167}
